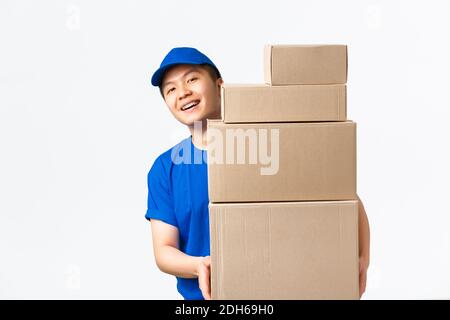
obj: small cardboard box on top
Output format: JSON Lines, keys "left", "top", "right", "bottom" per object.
{"left": 264, "top": 44, "right": 348, "bottom": 85}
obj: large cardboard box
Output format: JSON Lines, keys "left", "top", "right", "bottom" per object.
{"left": 209, "top": 200, "right": 359, "bottom": 300}
{"left": 221, "top": 84, "right": 346, "bottom": 123}
{"left": 264, "top": 45, "right": 348, "bottom": 85}
{"left": 207, "top": 120, "right": 356, "bottom": 202}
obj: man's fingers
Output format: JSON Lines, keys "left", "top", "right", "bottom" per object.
{"left": 362, "top": 271, "right": 367, "bottom": 292}
{"left": 204, "top": 285, "right": 211, "bottom": 300}
{"left": 199, "top": 274, "right": 207, "bottom": 298}
{"left": 359, "top": 269, "right": 367, "bottom": 298}
{"left": 203, "top": 263, "right": 211, "bottom": 300}
{"left": 359, "top": 258, "right": 365, "bottom": 273}
{"left": 200, "top": 256, "right": 212, "bottom": 299}
{"left": 358, "top": 256, "right": 369, "bottom": 298}
{"left": 198, "top": 264, "right": 212, "bottom": 300}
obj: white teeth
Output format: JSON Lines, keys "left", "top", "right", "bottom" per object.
{"left": 182, "top": 101, "right": 199, "bottom": 111}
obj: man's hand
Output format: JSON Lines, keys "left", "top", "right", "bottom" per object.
{"left": 359, "top": 256, "right": 369, "bottom": 299}
{"left": 197, "top": 256, "right": 211, "bottom": 300}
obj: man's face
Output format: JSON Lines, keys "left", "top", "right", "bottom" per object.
{"left": 161, "top": 64, "right": 223, "bottom": 127}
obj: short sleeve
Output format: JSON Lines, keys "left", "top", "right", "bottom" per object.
{"left": 145, "top": 156, "right": 178, "bottom": 228}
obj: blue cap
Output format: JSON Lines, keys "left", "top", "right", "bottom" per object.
{"left": 151, "top": 47, "right": 221, "bottom": 87}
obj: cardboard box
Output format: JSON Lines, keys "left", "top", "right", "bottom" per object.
{"left": 209, "top": 200, "right": 359, "bottom": 300}
{"left": 264, "top": 45, "right": 348, "bottom": 85}
{"left": 207, "top": 120, "right": 356, "bottom": 202}
{"left": 221, "top": 84, "right": 346, "bottom": 123}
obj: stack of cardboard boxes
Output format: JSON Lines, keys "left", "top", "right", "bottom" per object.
{"left": 207, "top": 45, "right": 359, "bottom": 300}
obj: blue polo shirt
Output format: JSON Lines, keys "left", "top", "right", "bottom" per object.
{"left": 145, "top": 136, "right": 209, "bottom": 300}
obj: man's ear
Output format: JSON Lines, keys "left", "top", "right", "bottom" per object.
{"left": 216, "top": 78, "right": 224, "bottom": 96}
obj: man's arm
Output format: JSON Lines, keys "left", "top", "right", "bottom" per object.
{"left": 150, "top": 219, "right": 202, "bottom": 278}
{"left": 357, "top": 195, "right": 370, "bottom": 265}
{"left": 150, "top": 219, "right": 212, "bottom": 299}
{"left": 357, "top": 194, "right": 370, "bottom": 297}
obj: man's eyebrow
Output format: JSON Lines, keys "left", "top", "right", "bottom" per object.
{"left": 162, "top": 68, "right": 199, "bottom": 89}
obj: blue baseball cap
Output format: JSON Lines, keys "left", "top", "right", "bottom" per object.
{"left": 151, "top": 47, "right": 221, "bottom": 87}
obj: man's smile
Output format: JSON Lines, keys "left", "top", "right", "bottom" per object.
{"left": 181, "top": 99, "right": 200, "bottom": 112}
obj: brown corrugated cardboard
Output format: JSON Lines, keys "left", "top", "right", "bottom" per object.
{"left": 221, "top": 84, "right": 346, "bottom": 123}
{"left": 264, "top": 44, "right": 348, "bottom": 85}
{"left": 209, "top": 200, "right": 359, "bottom": 300}
{"left": 207, "top": 120, "right": 356, "bottom": 202}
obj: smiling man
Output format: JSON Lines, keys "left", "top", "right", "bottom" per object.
{"left": 145, "top": 47, "right": 222, "bottom": 300}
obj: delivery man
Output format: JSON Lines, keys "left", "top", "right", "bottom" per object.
{"left": 145, "top": 47, "right": 370, "bottom": 300}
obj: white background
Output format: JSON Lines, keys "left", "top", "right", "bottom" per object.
{"left": 1, "top": 0, "right": 449, "bottom": 299}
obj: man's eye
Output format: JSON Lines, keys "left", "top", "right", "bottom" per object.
{"left": 188, "top": 77, "right": 197, "bottom": 83}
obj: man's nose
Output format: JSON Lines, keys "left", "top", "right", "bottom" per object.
{"left": 178, "top": 84, "right": 192, "bottom": 100}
